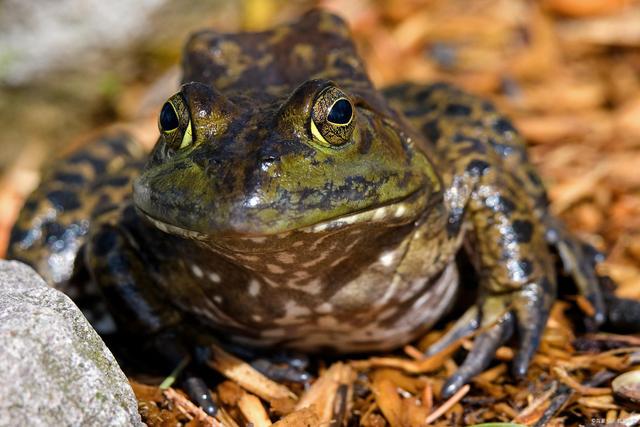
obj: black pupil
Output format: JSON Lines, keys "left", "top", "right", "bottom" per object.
{"left": 327, "top": 99, "right": 352, "bottom": 125}
{"left": 160, "top": 102, "right": 179, "bottom": 131}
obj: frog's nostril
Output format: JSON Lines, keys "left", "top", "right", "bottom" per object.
{"left": 259, "top": 156, "right": 277, "bottom": 171}
{"left": 260, "top": 156, "right": 277, "bottom": 163}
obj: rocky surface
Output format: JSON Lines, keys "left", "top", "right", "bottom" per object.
{"left": 0, "top": 260, "right": 142, "bottom": 427}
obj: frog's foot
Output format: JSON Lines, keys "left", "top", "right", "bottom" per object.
{"left": 219, "top": 342, "right": 313, "bottom": 384}
{"left": 547, "top": 220, "right": 640, "bottom": 332}
{"left": 251, "top": 352, "right": 312, "bottom": 384}
{"left": 426, "top": 280, "right": 553, "bottom": 399}
{"left": 546, "top": 218, "right": 606, "bottom": 325}
{"left": 183, "top": 376, "right": 217, "bottom": 416}
{"left": 151, "top": 332, "right": 218, "bottom": 416}
{"left": 251, "top": 358, "right": 312, "bottom": 384}
{"left": 224, "top": 344, "right": 312, "bottom": 384}
{"left": 605, "top": 293, "right": 640, "bottom": 332}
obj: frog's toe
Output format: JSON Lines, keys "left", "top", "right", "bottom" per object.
{"left": 149, "top": 334, "right": 218, "bottom": 415}
{"left": 563, "top": 242, "right": 606, "bottom": 325}
{"left": 511, "top": 283, "right": 550, "bottom": 378}
{"left": 251, "top": 358, "right": 312, "bottom": 383}
{"left": 581, "top": 241, "right": 606, "bottom": 264}
{"left": 549, "top": 223, "right": 606, "bottom": 325}
{"left": 441, "top": 312, "right": 515, "bottom": 399}
{"left": 424, "top": 306, "right": 479, "bottom": 357}
{"left": 604, "top": 293, "right": 640, "bottom": 333}
{"left": 438, "top": 281, "right": 552, "bottom": 398}
{"left": 183, "top": 376, "right": 217, "bottom": 416}
{"left": 221, "top": 345, "right": 312, "bottom": 384}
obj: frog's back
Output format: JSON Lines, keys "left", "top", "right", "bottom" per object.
{"left": 181, "top": 10, "right": 394, "bottom": 116}
{"left": 7, "top": 131, "right": 145, "bottom": 291}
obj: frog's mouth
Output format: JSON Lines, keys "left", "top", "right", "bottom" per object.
{"left": 139, "top": 210, "right": 210, "bottom": 241}
{"left": 136, "top": 187, "right": 434, "bottom": 255}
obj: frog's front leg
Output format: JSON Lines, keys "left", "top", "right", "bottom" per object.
{"left": 438, "top": 172, "right": 557, "bottom": 397}
{"left": 390, "top": 82, "right": 606, "bottom": 397}
{"left": 86, "top": 220, "right": 217, "bottom": 415}
{"left": 86, "top": 221, "right": 181, "bottom": 335}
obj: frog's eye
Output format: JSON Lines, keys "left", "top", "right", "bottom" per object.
{"left": 158, "top": 93, "right": 193, "bottom": 151}
{"left": 310, "top": 86, "right": 355, "bottom": 147}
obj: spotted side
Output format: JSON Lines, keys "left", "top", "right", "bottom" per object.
{"left": 8, "top": 131, "right": 145, "bottom": 293}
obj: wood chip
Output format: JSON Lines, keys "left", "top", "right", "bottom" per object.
{"left": 552, "top": 366, "right": 612, "bottom": 396}
{"left": 237, "top": 393, "right": 271, "bottom": 427}
{"left": 371, "top": 376, "right": 403, "bottom": 427}
{"left": 577, "top": 395, "right": 620, "bottom": 410}
{"left": 271, "top": 406, "right": 321, "bottom": 427}
{"left": 352, "top": 336, "right": 464, "bottom": 374}
{"left": 207, "top": 344, "right": 297, "bottom": 405}
{"left": 514, "top": 382, "right": 557, "bottom": 424}
{"left": 295, "top": 362, "right": 355, "bottom": 426}
{"left": 163, "top": 388, "right": 224, "bottom": 427}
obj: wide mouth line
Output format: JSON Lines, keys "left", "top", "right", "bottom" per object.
{"left": 306, "top": 187, "right": 424, "bottom": 225}
{"left": 135, "top": 186, "right": 427, "bottom": 250}
{"left": 135, "top": 206, "right": 209, "bottom": 240}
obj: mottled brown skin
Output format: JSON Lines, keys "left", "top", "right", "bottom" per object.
{"left": 8, "top": 10, "right": 606, "bottom": 397}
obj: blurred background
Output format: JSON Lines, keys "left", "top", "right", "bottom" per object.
{"left": 1, "top": 0, "right": 640, "bottom": 297}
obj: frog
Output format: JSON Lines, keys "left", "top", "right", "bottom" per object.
{"left": 8, "top": 9, "right": 610, "bottom": 400}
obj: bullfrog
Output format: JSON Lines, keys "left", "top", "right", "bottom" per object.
{"left": 8, "top": 9, "right": 609, "bottom": 400}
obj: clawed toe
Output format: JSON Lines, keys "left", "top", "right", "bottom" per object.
{"left": 183, "top": 376, "right": 217, "bottom": 416}
{"left": 430, "top": 283, "right": 553, "bottom": 399}
{"left": 604, "top": 293, "right": 640, "bottom": 333}
{"left": 251, "top": 358, "right": 312, "bottom": 383}
{"left": 440, "top": 312, "right": 514, "bottom": 399}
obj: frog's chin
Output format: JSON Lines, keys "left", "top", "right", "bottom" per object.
{"left": 136, "top": 187, "right": 433, "bottom": 255}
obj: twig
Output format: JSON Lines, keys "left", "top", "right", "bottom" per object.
{"left": 513, "top": 381, "right": 557, "bottom": 424}
{"left": 533, "top": 370, "right": 616, "bottom": 427}
{"left": 159, "top": 355, "right": 190, "bottom": 389}
{"left": 163, "top": 388, "right": 223, "bottom": 427}
{"left": 424, "top": 384, "right": 470, "bottom": 424}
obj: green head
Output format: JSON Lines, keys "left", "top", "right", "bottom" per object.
{"left": 133, "top": 10, "right": 441, "bottom": 254}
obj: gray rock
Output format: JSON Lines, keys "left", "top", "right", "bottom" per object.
{"left": 0, "top": 0, "right": 165, "bottom": 85}
{"left": 0, "top": 260, "right": 143, "bottom": 427}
